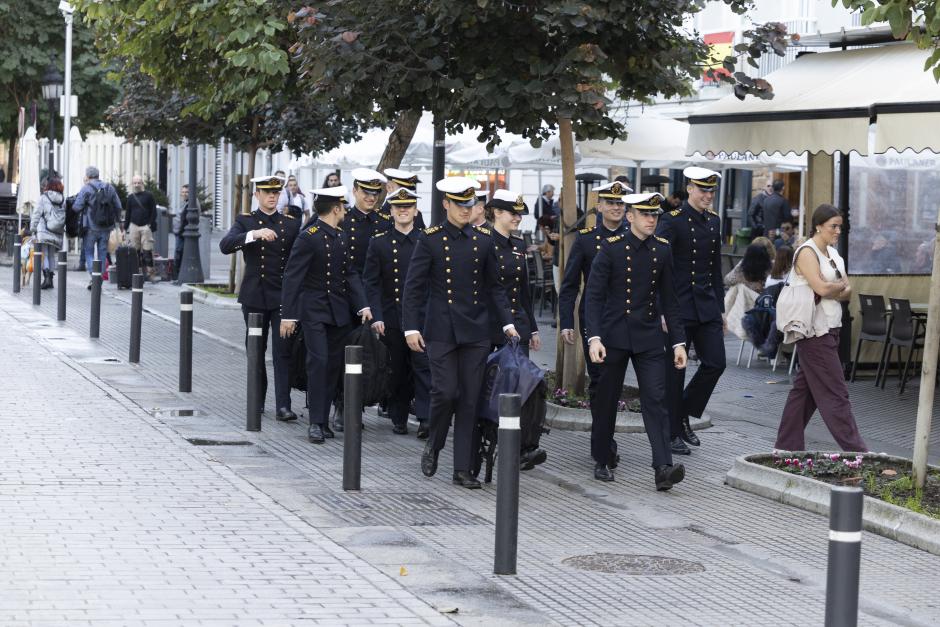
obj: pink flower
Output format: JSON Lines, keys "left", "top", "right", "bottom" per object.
{"left": 829, "top": 453, "right": 840, "bottom": 461}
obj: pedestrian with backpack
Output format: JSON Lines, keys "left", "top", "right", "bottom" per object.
{"left": 73, "top": 166, "right": 122, "bottom": 288}
{"left": 29, "top": 175, "right": 67, "bottom": 290}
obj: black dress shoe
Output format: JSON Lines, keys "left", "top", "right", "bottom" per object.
{"left": 421, "top": 443, "right": 439, "bottom": 477}
{"left": 276, "top": 408, "right": 298, "bottom": 422}
{"left": 307, "top": 424, "right": 325, "bottom": 444}
{"left": 655, "top": 463, "right": 686, "bottom": 491}
{"left": 680, "top": 416, "right": 700, "bottom": 446}
{"left": 671, "top": 436, "right": 691, "bottom": 455}
{"left": 452, "top": 471, "right": 482, "bottom": 489}
{"left": 609, "top": 453, "right": 621, "bottom": 469}
{"left": 322, "top": 423, "right": 334, "bottom": 439}
{"left": 392, "top": 423, "right": 408, "bottom": 435}
{"left": 416, "top": 422, "right": 429, "bottom": 440}
{"left": 520, "top": 448, "right": 547, "bottom": 470}
{"left": 332, "top": 417, "right": 344, "bottom": 433}
{"left": 594, "top": 463, "right": 614, "bottom": 482}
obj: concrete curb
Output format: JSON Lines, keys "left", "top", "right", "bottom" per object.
{"left": 545, "top": 401, "right": 712, "bottom": 433}
{"left": 185, "top": 283, "right": 241, "bottom": 310}
{"left": 726, "top": 453, "right": 940, "bottom": 557}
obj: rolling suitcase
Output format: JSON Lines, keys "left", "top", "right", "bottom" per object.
{"left": 115, "top": 245, "right": 139, "bottom": 289}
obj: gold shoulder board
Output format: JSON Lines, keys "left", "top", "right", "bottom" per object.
{"left": 475, "top": 225, "right": 492, "bottom": 235}
{"left": 306, "top": 226, "right": 318, "bottom": 235}
{"left": 606, "top": 234, "right": 622, "bottom": 243}
{"left": 379, "top": 212, "right": 391, "bottom": 220}
{"left": 373, "top": 230, "right": 388, "bottom": 238}
{"left": 424, "top": 225, "right": 442, "bottom": 235}
{"left": 654, "top": 235, "right": 669, "bottom": 245}
{"left": 706, "top": 209, "right": 719, "bottom": 217}
{"left": 669, "top": 209, "right": 681, "bottom": 217}
{"left": 579, "top": 227, "right": 592, "bottom": 234}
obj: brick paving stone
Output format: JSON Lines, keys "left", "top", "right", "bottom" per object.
{"left": 4, "top": 240, "right": 940, "bottom": 625}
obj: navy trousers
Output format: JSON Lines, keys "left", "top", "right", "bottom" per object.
{"left": 242, "top": 305, "right": 292, "bottom": 411}
{"left": 665, "top": 319, "right": 726, "bottom": 438}
{"left": 384, "top": 328, "right": 431, "bottom": 426}
{"left": 300, "top": 319, "right": 350, "bottom": 425}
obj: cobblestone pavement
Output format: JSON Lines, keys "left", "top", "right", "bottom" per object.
{"left": 3, "top": 244, "right": 940, "bottom": 625}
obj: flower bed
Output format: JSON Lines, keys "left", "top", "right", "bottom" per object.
{"left": 544, "top": 370, "right": 641, "bottom": 413}
{"left": 762, "top": 452, "right": 940, "bottom": 519}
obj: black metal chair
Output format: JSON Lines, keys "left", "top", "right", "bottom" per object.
{"left": 881, "top": 298, "right": 926, "bottom": 394}
{"left": 850, "top": 294, "right": 889, "bottom": 384}
{"left": 529, "top": 252, "right": 555, "bottom": 314}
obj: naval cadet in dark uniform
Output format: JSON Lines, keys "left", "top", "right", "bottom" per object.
{"left": 655, "top": 166, "right": 726, "bottom": 456}
{"left": 219, "top": 175, "right": 300, "bottom": 421}
{"left": 559, "top": 180, "right": 631, "bottom": 398}
{"left": 403, "top": 176, "right": 518, "bottom": 489}
{"left": 382, "top": 168, "right": 425, "bottom": 230}
{"left": 279, "top": 185, "right": 372, "bottom": 444}
{"left": 363, "top": 188, "right": 432, "bottom": 438}
{"left": 342, "top": 168, "right": 393, "bottom": 275}
{"left": 585, "top": 193, "right": 688, "bottom": 489}
{"left": 486, "top": 189, "right": 540, "bottom": 356}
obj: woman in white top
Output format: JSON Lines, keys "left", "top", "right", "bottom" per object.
{"left": 775, "top": 204, "right": 867, "bottom": 452}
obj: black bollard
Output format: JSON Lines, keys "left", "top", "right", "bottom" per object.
{"left": 825, "top": 486, "right": 863, "bottom": 627}
{"left": 179, "top": 291, "right": 193, "bottom": 393}
{"left": 246, "top": 312, "right": 263, "bottom": 431}
{"left": 128, "top": 273, "right": 144, "bottom": 363}
{"left": 56, "top": 250, "right": 67, "bottom": 321}
{"left": 13, "top": 242, "right": 20, "bottom": 294}
{"left": 494, "top": 393, "right": 521, "bottom": 576}
{"left": 342, "top": 345, "right": 364, "bottom": 491}
{"left": 32, "top": 250, "right": 42, "bottom": 305}
{"left": 89, "top": 260, "right": 102, "bottom": 338}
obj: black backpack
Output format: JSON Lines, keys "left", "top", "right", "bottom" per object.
{"left": 346, "top": 324, "right": 391, "bottom": 407}
{"left": 65, "top": 196, "right": 82, "bottom": 237}
{"left": 88, "top": 184, "right": 116, "bottom": 228}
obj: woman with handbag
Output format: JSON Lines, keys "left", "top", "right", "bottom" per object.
{"left": 774, "top": 204, "right": 867, "bottom": 452}
{"left": 29, "top": 176, "right": 66, "bottom": 289}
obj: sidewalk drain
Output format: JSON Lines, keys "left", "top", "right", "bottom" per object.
{"left": 309, "top": 492, "right": 490, "bottom": 527}
{"left": 185, "top": 438, "right": 252, "bottom": 446}
{"left": 562, "top": 553, "right": 705, "bottom": 576}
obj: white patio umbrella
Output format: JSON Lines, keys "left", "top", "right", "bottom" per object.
{"left": 67, "top": 126, "right": 85, "bottom": 198}
{"left": 16, "top": 126, "right": 41, "bottom": 232}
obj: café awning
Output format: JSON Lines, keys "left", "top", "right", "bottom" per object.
{"left": 687, "top": 44, "right": 940, "bottom": 156}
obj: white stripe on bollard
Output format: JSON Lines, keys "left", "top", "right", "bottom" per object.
{"left": 91, "top": 272, "right": 101, "bottom": 277}
{"left": 57, "top": 261, "right": 67, "bottom": 266}
{"left": 346, "top": 363, "right": 363, "bottom": 374}
{"left": 247, "top": 328, "right": 262, "bottom": 336}
{"left": 500, "top": 416, "right": 521, "bottom": 430}
{"left": 828, "top": 530, "right": 862, "bottom": 543}
{"left": 132, "top": 288, "right": 144, "bottom": 293}
{"left": 180, "top": 304, "right": 193, "bottom": 311}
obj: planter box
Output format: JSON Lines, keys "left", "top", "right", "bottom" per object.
{"left": 545, "top": 401, "right": 712, "bottom": 434}
{"left": 726, "top": 453, "right": 940, "bottom": 557}
{"left": 185, "top": 283, "right": 241, "bottom": 310}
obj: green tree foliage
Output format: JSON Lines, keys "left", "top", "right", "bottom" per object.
{"left": 834, "top": 0, "right": 940, "bottom": 80}
{"left": 292, "top": 0, "right": 717, "bottom": 148}
{"left": 0, "top": 0, "right": 118, "bottom": 173}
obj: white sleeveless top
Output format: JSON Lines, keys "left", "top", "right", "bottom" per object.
{"left": 791, "top": 239, "right": 845, "bottom": 330}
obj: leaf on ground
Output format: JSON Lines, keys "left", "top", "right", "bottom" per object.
{"left": 438, "top": 607, "right": 459, "bottom": 614}
{"left": 399, "top": 566, "right": 408, "bottom": 576}
{"left": 881, "top": 469, "right": 898, "bottom": 477}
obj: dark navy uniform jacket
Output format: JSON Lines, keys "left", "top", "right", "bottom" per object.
{"left": 585, "top": 230, "right": 685, "bottom": 353}
{"left": 362, "top": 227, "right": 421, "bottom": 331}
{"left": 381, "top": 200, "right": 425, "bottom": 230}
{"left": 341, "top": 207, "right": 392, "bottom": 274}
{"left": 219, "top": 209, "right": 299, "bottom": 310}
{"left": 558, "top": 222, "right": 626, "bottom": 330}
{"left": 280, "top": 222, "right": 367, "bottom": 326}
{"left": 490, "top": 230, "right": 538, "bottom": 344}
{"left": 402, "top": 221, "right": 513, "bottom": 344}
{"left": 655, "top": 202, "right": 724, "bottom": 324}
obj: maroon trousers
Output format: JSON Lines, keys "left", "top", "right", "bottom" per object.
{"left": 775, "top": 329, "right": 867, "bottom": 452}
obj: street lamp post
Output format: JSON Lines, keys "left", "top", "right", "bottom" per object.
{"left": 176, "top": 142, "right": 204, "bottom": 285}
{"left": 40, "top": 65, "right": 64, "bottom": 176}
{"left": 59, "top": 1, "right": 74, "bottom": 197}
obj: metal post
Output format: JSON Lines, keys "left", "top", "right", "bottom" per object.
{"left": 431, "top": 117, "right": 445, "bottom": 225}
{"left": 246, "top": 312, "right": 263, "bottom": 431}
{"left": 825, "top": 487, "right": 863, "bottom": 627}
{"left": 179, "top": 290, "right": 193, "bottom": 393}
{"left": 13, "top": 242, "right": 20, "bottom": 293}
{"left": 494, "top": 393, "right": 521, "bottom": 576}
{"left": 128, "top": 273, "right": 143, "bottom": 363}
{"left": 32, "top": 250, "right": 43, "bottom": 305}
{"left": 61, "top": 2, "right": 74, "bottom": 198}
{"left": 343, "top": 345, "right": 364, "bottom": 491}
{"left": 89, "top": 259, "right": 101, "bottom": 338}
{"left": 56, "top": 250, "right": 67, "bottom": 320}
{"left": 177, "top": 142, "right": 204, "bottom": 284}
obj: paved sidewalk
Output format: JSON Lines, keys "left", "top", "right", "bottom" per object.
{"left": 5, "top": 249, "right": 940, "bottom": 625}
{"left": 0, "top": 302, "right": 450, "bottom": 626}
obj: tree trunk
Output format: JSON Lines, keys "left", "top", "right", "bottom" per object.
{"left": 7, "top": 131, "right": 19, "bottom": 182}
{"left": 376, "top": 109, "right": 421, "bottom": 173}
{"left": 556, "top": 117, "right": 581, "bottom": 393}
{"left": 912, "top": 207, "right": 940, "bottom": 488}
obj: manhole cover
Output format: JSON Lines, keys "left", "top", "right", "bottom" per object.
{"left": 562, "top": 553, "right": 705, "bottom": 576}
{"left": 309, "top": 492, "right": 490, "bottom": 527}
{"left": 185, "top": 438, "right": 252, "bottom": 446}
